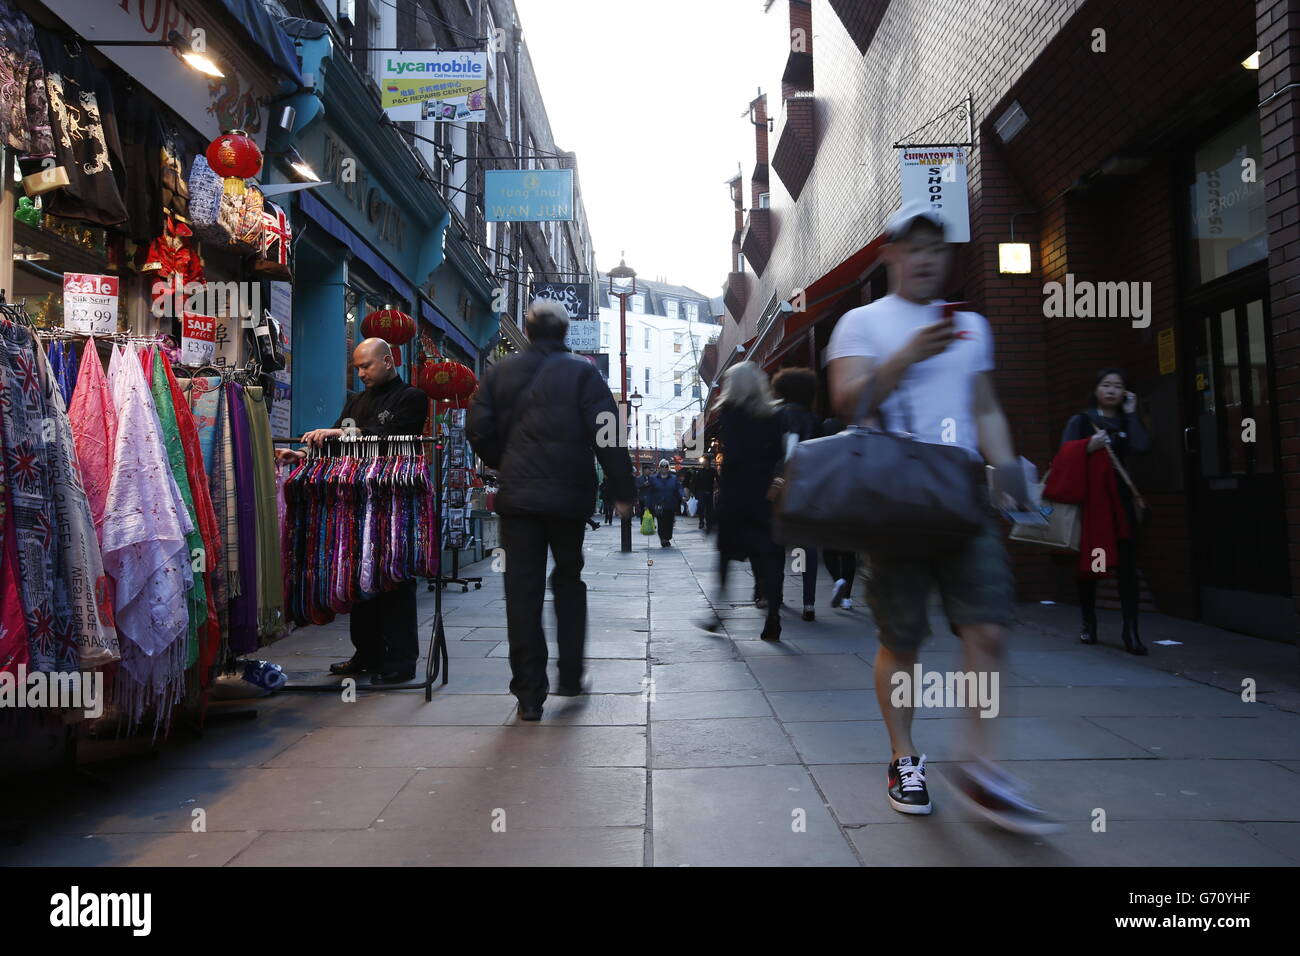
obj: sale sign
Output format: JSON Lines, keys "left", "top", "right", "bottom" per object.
{"left": 180, "top": 313, "right": 216, "bottom": 366}
{"left": 63, "top": 273, "right": 119, "bottom": 334}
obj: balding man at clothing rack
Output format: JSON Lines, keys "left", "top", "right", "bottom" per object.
{"left": 294, "top": 336, "right": 431, "bottom": 685}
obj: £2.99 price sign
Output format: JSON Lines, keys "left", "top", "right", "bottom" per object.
{"left": 63, "top": 273, "right": 119, "bottom": 334}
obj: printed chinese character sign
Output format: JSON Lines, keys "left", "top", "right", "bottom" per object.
{"left": 381, "top": 52, "right": 488, "bottom": 122}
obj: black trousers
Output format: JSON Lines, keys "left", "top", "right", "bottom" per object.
{"left": 725, "top": 549, "right": 782, "bottom": 620}
{"left": 501, "top": 515, "right": 587, "bottom": 705}
{"left": 1078, "top": 538, "right": 1140, "bottom": 621}
{"left": 603, "top": 499, "right": 614, "bottom": 523}
{"left": 656, "top": 505, "right": 676, "bottom": 543}
{"left": 349, "top": 579, "right": 418, "bottom": 672}
{"left": 697, "top": 491, "right": 715, "bottom": 529}
{"left": 823, "top": 549, "right": 858, "bottom": 598}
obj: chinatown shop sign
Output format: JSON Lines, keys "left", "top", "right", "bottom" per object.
{"left": 897, "top": 147, "right": 970, "bottom": 243}
{"left": 63, "top": 273, "right": 118, "bottom": 334}
{"left": 181, "top": 313, "right": 216, "bottom": 365}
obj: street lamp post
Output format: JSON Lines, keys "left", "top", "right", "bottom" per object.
{"left": 631, "top": 388, "right": 643, "bottom": 475}
{"left": 609, "top": 257, "right": 638, "bottom": 553}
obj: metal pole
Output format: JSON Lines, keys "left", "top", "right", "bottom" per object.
{"left": 618, "top": 290, "right": 632, "bottom": 552}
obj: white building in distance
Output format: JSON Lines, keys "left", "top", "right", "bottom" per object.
{"left": 595, "top": 274, "right": 721, "bottom": 464}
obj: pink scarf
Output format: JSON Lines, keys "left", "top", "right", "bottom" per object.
{"left": 68, "top": 338, "right": 117, "bottom": 537}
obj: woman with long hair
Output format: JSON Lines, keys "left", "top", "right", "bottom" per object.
{"left": 1059, "top": 367, "right": 1150, "bottom": 654}
{"left": 698, "top": 362, "right": 785, "bottom": 641}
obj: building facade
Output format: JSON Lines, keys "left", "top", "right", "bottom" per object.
{"left": 705, "top": 0, "right": 1298, "bottom": 644}
{"left": 596, "top": 275, "right": 719, "bottom": 465}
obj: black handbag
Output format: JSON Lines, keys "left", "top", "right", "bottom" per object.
{"left": 773, "top": 377, "right": 985, "bottom": 556}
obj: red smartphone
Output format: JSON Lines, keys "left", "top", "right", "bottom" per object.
{"left": 939, "top": 301, "right": 969, "bottom": 320}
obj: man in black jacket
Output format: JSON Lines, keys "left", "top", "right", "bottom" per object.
{"left": 468, "top": 301, "right": 634, "bottom": 721}
{"left": 299, "top": 337, "right": 430, "bottom": 685}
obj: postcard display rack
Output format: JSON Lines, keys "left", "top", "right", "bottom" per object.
{"left": 433, "top": 408, "right": 483, "bottom": 593}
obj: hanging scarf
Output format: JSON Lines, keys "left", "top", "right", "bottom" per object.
{"left": 67, "top": 338, "right": 116, "bottom": 537}
{"left": 161, "top": 358, "right": 222, "bottom": 684}
{"left": 150, "top": 350, "right": 204, "bottom": 669}
{"left": 36, "top": 339, "right": 119, "bottom": 668}
{"left": 226, "top": 382, "right": 259, "bottom": 655}
{"left": 0, "top": 406, "right": 31, "bottom": 674}
{"left": 48, "top": 339, "right": 78, "bottom": 407}
{"left": 102, "top": 345, "right": 194, "bottom": 732}
{"left": 241, "top": 384, "right": 284, "bottom": 641}
{"left": 0, "top": 319, "right": 62, "bottom": 670}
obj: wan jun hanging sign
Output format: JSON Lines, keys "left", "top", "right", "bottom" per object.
{"left": 381, "top": 52, "right": 488, "bottom": 122}
{"left": 897, "top": 147, "right": 970, "bottom": 243}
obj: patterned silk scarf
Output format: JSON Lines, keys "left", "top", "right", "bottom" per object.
{"left": 67, "top": 339, "right": 116, "bottom": 536}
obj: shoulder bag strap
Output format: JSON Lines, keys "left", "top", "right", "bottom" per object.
{"left": 1103, "top": 442, "right": 1147, "bottom": 509}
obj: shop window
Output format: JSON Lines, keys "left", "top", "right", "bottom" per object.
{"left": 1188, "top": 113, "right": 1266, "bottom": 285}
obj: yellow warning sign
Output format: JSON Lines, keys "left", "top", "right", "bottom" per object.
{"left": 1158, "top": 327, "right": 1176, "bottom": 375}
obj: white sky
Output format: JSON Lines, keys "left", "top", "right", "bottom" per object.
{"left": 514, "top": 0, "right": 783, "bottom": 298}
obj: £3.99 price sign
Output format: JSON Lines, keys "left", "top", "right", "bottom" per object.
{"left": 62, "top": 273, "right": 119, "bottom": 334}
{"left": 181, "top": 313, "right": 217, "bottom": 366}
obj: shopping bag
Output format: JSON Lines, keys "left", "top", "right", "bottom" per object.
{"left": 1008, "top": 476, "right": 1081, "bottom": 552}
{"left": 686, "top": 496, "right": 698, "bottom": 517}
{"left": 641, "top": 509, "right": 655, "bottom": 535}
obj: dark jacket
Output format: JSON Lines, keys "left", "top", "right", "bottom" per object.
{"left": 692, "top": 465, "right": 718, "bottom": 496}
{"left": 1060, "top": 407, "right": 1149, "bottom": 524}
{"left": 467, "top": 339, "right": 634, "bottom": 519}
{"left": 644, "top": 472, "right": 686, "bottom": 512}
{"left": 773, "top": 400, "right": 822, "bottom": 447}
{"left": 716, "top": 404, "right": 784, "bottom": 558}
{"left": 332, "top": 374, "right": 429, "bottom": 437}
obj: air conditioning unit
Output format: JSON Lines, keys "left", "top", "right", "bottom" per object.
{"left": 337, "top": 0, "right": 356, "bottom": 29}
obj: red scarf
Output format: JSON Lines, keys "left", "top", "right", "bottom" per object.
{"left": 1044, "top": 438, "right": 1129, "bottom": 579}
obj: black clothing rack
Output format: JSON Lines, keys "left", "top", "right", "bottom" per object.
{"left": 272, "top": 433, "right": 450, "bottom": 700}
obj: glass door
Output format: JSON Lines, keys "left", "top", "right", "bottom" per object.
{"left": 1185, "top": 293, "right": 1287, "bottom": 596}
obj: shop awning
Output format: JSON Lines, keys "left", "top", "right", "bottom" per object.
{"left": 297, "top": 190, "right": 416, "bottom": 305}
{"left": 753, "top": 236, "right": 885, "bottom": 370}
{"left": 220, "top": 0, "right": 304, "bottom": 85}
{"left": 421, "top": 300, "right": 477, "bottom": 359}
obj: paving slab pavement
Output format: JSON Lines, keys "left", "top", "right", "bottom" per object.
{"left": 2, "top": 520, "right": 1297, "bottom": 866}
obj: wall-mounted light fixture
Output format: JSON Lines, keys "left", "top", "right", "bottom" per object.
{"left": 998, "top": 212, "right": 1034, "bottom": 274}
{"left": 92, "top": 29, "right": 224, "bottom": 77}
{"left": 1243, "top": 50, "right": 1261, "bottom": 70}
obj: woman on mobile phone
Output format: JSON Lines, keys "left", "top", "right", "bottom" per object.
{"left": 1059, "top": 368, "right": 1150, "bottom": 654}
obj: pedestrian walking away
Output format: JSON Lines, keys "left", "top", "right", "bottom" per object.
{"left": 772, "top": 367, "right": 824, "bottom": 621}
{"left": 693, "top": 455, "right": 719, "bottom": 531}
{"left": 294, "top": 338, "right": 431, "bottom": 686}
{"left": 1057, "top": 368, "right": 1150, "bottom": 654}
{"left": 697, "top": 362, "right": 786, "bottom": 642}
{"left": 467, "top": 300, "right": 635, "bottom": 722}
{"left": 825, "top": 201, "right": 1057, "bottom": 834}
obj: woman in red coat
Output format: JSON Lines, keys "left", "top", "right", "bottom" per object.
{"left": 1058, "top": 368, "right": 1149, "bottom": 654}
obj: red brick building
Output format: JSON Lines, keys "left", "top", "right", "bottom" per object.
{"left": 709, "top": 0, "right": 1296, "bottom": 643}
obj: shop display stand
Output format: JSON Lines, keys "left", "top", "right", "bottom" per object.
{"left": 428, "top": 409, "right": 482, "bottom": 594}
{"left": 272, "top": 434, "right": 449, "bottom": 701}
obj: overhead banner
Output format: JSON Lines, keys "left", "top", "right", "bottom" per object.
{"left": 381, "top": 52, "right": 488, "bottom": 121}
{"left": 484, "top": 169, "right": 574, "bottom": 222}
{"left": 532, "top": 281, "right": 590, "bottom": 319}
{"left": 898, "top": 147, "right": 970, "bottom": 243}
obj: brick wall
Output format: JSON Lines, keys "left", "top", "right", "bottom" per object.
{"left": 1258, "top": 0, "right": 1300, "bottom": 633}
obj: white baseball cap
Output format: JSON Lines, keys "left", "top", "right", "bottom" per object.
{"left": 885, "top": 200, "right": 948, "bottom": 242}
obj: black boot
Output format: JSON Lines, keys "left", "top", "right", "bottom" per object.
{"left": 1121, "top": 617, "right": 1147, "bottom": 656}
{"left": 1079, "top": 610, "right": 1098, "bottom": 645}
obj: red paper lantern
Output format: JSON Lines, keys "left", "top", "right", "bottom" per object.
{"left": 361, "top": 308, "right": 416, "bottom": 346}
{"left": 205, "top": 130, "right": 263, "bottom": 180}
{"left": 418, "top": 357, "right": 477, "bottom": 401}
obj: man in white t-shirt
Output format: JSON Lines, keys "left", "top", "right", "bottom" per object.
{"left": 825, "top": 201, "right": 1057, "bottom": 835}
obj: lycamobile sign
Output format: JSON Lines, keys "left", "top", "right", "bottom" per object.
{"left": 381, "top": 52, "right": 488, "bottom": 122}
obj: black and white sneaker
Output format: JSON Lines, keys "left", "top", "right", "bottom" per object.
{"left": 887, "top": 754, "right": 932, "bottom": 815}
{"left": 947, "top": 760, "right": 1062, "bottom": 836}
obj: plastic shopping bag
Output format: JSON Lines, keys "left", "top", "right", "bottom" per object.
{"left": 641, "top": 509, "right": 656, "bottom": 535}
{"left": 686, "top": 496, "right": 698, "bottom": 517}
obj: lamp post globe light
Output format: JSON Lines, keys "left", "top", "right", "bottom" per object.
{"left": 630, "top": 388, "right": 643, "bottom": 473}
{"left": 609, "top": 257, "right": 637, "bottom": 553}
